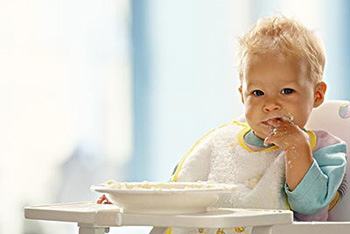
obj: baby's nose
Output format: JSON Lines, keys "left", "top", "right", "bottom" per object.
{"left": 263, "top": 102, "right": 281, "bottom": 112}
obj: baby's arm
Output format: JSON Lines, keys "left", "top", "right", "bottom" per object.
{"left": 265, "top": 122, "right": 347, "bottom": 215}
{"left": 264, "top": 118, "right": 313, "bottom": 190}
{"left": 285, "top": 140, "right": 347, "bottom": 215}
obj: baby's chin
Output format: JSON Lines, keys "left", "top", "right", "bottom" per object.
{"left": 253, "top": 125, "right": 273, "bottom": 139}
{"left": 247, "top": 120, "right": 272, "bottom": 138}
{"left": 251, "top": 129, "right": 268, "bottom": 140}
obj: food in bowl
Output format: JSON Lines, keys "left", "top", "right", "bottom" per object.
{"left": 91, "top": 180, "right": 236, "bottom": 214}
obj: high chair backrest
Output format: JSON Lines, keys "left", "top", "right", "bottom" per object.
{"left": 305, "top": 100, "right": 350, "bottom": 221}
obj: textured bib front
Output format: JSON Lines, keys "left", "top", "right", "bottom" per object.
{"left": 171, "top": 122, "right": 288, "bottom": 234}
{"left": 206, "top": 123, "right": 287, "bottom": 210}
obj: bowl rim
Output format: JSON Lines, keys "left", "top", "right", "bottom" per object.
{"left": 90, "top": 182, "right": 235, "bottom": 194}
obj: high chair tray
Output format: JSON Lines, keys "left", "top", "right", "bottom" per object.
{"left": 24, "top": 202, "right": 293, "bottom": 228}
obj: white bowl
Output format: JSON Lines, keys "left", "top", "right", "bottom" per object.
{"left": 91, "top": 181, "right": 234, "bottom": 214}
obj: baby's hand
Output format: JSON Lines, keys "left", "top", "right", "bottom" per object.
{"left": 97, "top": 194, "right": 112, "bottom": 204}
{"left": 263, "top": 117, "right": 309, "bottom": 151}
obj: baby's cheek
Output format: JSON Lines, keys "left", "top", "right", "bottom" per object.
{"left": 244, "top": 106, "right": 258, "bottom": 122}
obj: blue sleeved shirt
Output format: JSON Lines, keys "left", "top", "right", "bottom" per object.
{"left": 285, "top": 138, "right": 347, "bottom": 216}
{"left": 244, "top": 129, "right": 347, "bottom": 219}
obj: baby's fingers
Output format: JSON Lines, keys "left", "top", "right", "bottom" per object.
{"left": 97, "top": 194, "right": 111, "bottom": 204}
{"left": 97, "top": 194, "right": 105, "bottom": 204}
{"left": 264, "top": 128, "right": 277, "bottom": 146}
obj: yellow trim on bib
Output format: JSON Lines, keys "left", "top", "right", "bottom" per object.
{"left": 231, "top": 120, "right": 249, "bottom": 127}
{"left": 172, "top": 122, "right": 235, "bottom": 182}
{"left": 165, "top": 227, "right": 172, "bottom": 234}
{"left": 237, "top": 125, "right": 278, "bottom": 153}
{"left": 237, "top": 127, "right": 317, "bottom": 153}
{"left": 306, "top": 130, "right": 317, "bottom": 150}
{"left": 285, "top": 192, "right": 291, "bottom": 210}
{"left": 329, "top": 191, "right": 340, "bottom": 211}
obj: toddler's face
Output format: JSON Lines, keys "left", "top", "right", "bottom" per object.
{"left": 239, "top": 53, "right": 323, "bottom": 139}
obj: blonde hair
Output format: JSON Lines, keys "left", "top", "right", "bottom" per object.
{"left": 238, "top": 15, "right": 325, "bottom": 83}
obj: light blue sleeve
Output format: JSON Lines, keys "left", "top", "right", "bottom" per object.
{"left": 284, "top": 142, "right": 347, "bottom": 215}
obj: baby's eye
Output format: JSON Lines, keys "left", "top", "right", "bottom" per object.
{"left": 252, "top": 90, "right": 264, "bottom": 96}
{"left": 281, "top": 88, "right": 294, "bottom": 94}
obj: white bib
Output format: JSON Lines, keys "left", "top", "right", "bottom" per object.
{"left": 171, "top": 122, "right": 288, "bottom": 234}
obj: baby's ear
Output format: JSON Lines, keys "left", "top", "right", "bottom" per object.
{"left": 239, "top": 86, "right": 245, "bottom": 104}
{"left": 314, "top": 82, "right": 327, "bottom": 108}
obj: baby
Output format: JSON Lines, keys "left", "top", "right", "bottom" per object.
{"left": 168, "top": 15, "right": 347, "bottom": 234}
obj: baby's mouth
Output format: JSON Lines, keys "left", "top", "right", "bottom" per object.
{"left": 261, "top": 121, "right": 270, "bottom": 126}
{"left": 261, "top": 117, "right": 282, "bottom": 126}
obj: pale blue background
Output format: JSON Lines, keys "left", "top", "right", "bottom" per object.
{"left": 128, "top": 0, "right": 350, "bottom": 184}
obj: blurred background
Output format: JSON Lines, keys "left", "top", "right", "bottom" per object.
{"left": 1, "top": 0, "right": 349, "bottom": 233}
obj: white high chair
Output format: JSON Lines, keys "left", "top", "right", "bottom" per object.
{"left": 23, "top": 100, "right": 350, "bottom": 234}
